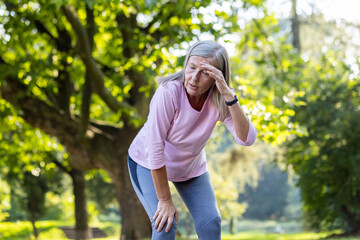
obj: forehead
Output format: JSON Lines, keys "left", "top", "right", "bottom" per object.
{"left": 187, "top": 56, "right": 216, "bottom": 66}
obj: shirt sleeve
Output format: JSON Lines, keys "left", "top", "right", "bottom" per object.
{"left": 145, "top": 84, "right": 177, "bottom": 169}
{"left": 223, "top": 115, "right": 257, "bottom": 146}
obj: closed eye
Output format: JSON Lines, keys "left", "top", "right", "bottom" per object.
{"left": 187, "top": 63, "right": 198, "bottom": 69}
{"left": 201, "top": 71, "right": 209, "bottom": 76}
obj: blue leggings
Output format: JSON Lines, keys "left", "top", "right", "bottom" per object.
{"left": 128, "top": 156, "right": 221, "bottom": 240}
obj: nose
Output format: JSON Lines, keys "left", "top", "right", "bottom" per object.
{"left": 191, "top": 70, "right": 201, "bottom": 82}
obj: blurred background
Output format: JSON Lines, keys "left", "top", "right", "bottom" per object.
{"left": 0, "top": 0, "right": 359, "bottom": 239}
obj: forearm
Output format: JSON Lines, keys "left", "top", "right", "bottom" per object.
{"left": 151, "top": 166, "right": 172, "bottom": 201}
{"left": 151, "top": 165, "right": 178, "bottom": 232}
{"left": 199, "top": 59, "right": 251, "bottom": 141}
{"left": 223, "top": 92, "right": 250, "bottom": 142}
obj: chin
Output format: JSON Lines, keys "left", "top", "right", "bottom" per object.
{"left": 186, "top": 88, "right": 196, "bottom": 96}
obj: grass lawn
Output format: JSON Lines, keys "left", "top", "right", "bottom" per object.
{"left": 0, "top": 221, "right": 118, "bottom": 240}
{"left": 0, "top": 221, "right": 359, "bottom": 240}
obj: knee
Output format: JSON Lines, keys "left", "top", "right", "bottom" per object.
{"left": 197, "top": 216, "right": 221, "bottom": 240}
{"left": 151, "top": 219, "right": 177, "bottom": 240}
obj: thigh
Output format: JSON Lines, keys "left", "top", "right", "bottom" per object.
{"left": 173, "top": 172, "right": 220, "bottom": 224}
{"left": 127, "top": 156, "right": 177, "bottom": 240}
{"left": 127, "top": 156, "right": 158, "bottom": 220}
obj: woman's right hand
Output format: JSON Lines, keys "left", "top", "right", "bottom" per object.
{"left": 152, "top": 199, "right": 178, "bottom": 233}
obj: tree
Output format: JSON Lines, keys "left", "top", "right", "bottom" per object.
{"left": 291, "top": 0, "right": 300, "bottom": 52}
{"left": 0, "top": 96, "right": 94, "bottom": 239}
{"left": 0, "top": 0, "right": 259, "bottom": 238}
{"left": 0, "top": 106, "right": 65, "bottom": 238}
{"left": 285, "top": 54, "right": 360, "bottom": 233}
{"left": 263, "top": 1, "right": 360, "bottom": 233}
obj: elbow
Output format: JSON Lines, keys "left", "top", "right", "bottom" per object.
{"left": 242, "top": 135, "right": 256, "bottom": 146}
{"left": 238, "top": 124, "right": 257, "bottom": 146}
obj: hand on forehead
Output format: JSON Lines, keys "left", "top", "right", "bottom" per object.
{"left": 188, "top": 56, "right": 217, "bottom": 69}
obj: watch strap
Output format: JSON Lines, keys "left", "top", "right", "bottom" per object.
{"left": 225, "top": 95, "right": 238, "bottom": 106}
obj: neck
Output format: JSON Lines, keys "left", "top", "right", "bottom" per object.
{"left": 187, "top": 89, "right": 210, "bottom": 111}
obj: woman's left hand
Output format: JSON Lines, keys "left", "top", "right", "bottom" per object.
{"left": 200, "top": 60, "right": 233, "bottom": 100}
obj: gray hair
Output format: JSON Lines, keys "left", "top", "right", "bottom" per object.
{"left": 159, "top": 40, "right": 231, "bottom": 121}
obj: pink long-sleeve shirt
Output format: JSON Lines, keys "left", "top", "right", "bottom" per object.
{"left": 128, "top": 80, "right": 257, "bottom": 182}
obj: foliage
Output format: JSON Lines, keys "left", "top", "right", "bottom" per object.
{"left": 0, "top": 100, "right": 66, "bottom": 221}
{"left": 0, "top": 0, "right": 275, "bottom": 237}
{"left": 285, "top": 52, "right": 360, "bottom": 233}
{"left": 2, "top": 0, "right": 359, "bottom": 237}
{"left": 227, "top": 4, "right": 360, "bottom": 233}
{"left": 230, "top": 12, "right": 301, "bottom": 145}
{"left": 0, "top": 0, "right": 251, "bottom": 124}
{"left": 86, "top": 169, "right": 118, "bottom": 215}
{"left": 0, "top": 179, "right": 10, "bottom": 221}
{"left": 239, "top": 162, "right": 289, "bottom": 220}
{"left": 42, "top": 189, "right": 75, "bottom": 221}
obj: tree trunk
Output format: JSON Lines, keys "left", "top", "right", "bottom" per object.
{"left": 291, "top": 0, "right": 301, "bottom": 52}
{"left": 118, "top": 160, "right": 151, "bottom": 239}
{"left": 105, "top": 138, "right": 152, "bottom": 239}
{"left": 71, "top": 170, "right": 92, "bottom": 240}
{"left": 75, "top": 123, "right": 152, "bottom": 239}
{"left": 229, "top": 217, "right": 234, "bottom": 235}
{"left": 30, "top": 203, "right": 39, "bottom": 240}
{"left": 0, "top": 77, "right": 151, "bottom": 239}
{"left": 340, "top": 204, "right": 360, "bottom": 233}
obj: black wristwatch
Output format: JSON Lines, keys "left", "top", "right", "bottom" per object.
{"left": 225, "top": 95, "right": 238, "bottom": 106}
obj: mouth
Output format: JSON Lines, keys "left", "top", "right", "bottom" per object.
{"left": 188, "top": 83, "right": 198, "bottom": 90}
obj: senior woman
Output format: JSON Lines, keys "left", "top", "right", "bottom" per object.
{"left": 127, "top": 40, "right": 257, "bottom": 239}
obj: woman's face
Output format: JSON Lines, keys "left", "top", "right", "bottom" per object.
{"left": 184, "top": 56, "right": 216, "bottom": 98}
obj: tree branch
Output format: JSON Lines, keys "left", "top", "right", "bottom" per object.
{"left": 60, "top": 5, "right": 136, "bottom": 124}
{"left": 0, "top": 74, "right": 102, "bottom": 170}
{"left": 4, "top": 1, "right": 74, "bottom": 114}
{"left": 51, "top": 158, "right": 72, "bottom": 175}
{"left": 115, "top": 13, "right": 137, "bottom": 58}
{"left": 1, "top": 76, "right": 79, "bottom": 145}
{"left": 35, "top": 83, "right": 59, "bottom": 109}
{"left": 55, "top": 60, "right": 72, "bottom": 118}
{"left": 78, "top": 5, "right": 95, "bottom": 141}
{"left": 78, "top": 73, "right": 92, "bottom": 140}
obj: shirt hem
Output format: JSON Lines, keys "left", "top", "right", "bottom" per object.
{"left": 168, "top": 168, "right": 208, "bottom": 182}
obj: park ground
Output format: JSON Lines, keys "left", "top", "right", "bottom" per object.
{"left": 1, "top": 220, "right": 359, "bottom": 240}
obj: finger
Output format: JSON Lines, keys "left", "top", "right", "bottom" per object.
{"left": 152, "top": 211, "right": 159, "bottom": 222}
{"left": 154, "top": 219, "right": 158, "bottom": 229}
{"left": 207, "top": 71, "right": 223, "bottom": 82}
{"left": 200, "top": 60, "right": 220, "bottom": 72}
{"left": 165, "top": 216, "right": 173, "bottom": 233}
{"left": 175, "top": 211, "right": 178, "bottom": 225}
{"left": 157, "top": 217, "right": 166, "bottom": 232}
{"left": 200, "top": 59, "right": 213, "bottom": 67}
{"left": 154, "top": 214, "right": 161, "bottom": 229}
